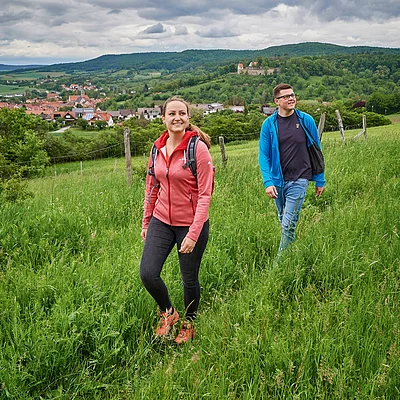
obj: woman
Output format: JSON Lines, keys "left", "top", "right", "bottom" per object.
{"left": 140, "top": 97, "right": 214, "bottom": 344}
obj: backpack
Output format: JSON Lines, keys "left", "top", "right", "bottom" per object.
{"left": 148, "top": 136, "right": 214, "bottom": 192}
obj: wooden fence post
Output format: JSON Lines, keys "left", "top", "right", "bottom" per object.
{"left": 335, "top": 109, "right": 346, "bottom": 143}
{"left": 219, "top": 136, "right": 228, "bottom": 167}
{"left": 318, "top": 112, "right": 326, "bottom": 140}
{"left": 124, "top": 128, "right": 132, "bottom": 186}
{"left": 354, "top": 115, "right": 367, "bottom": 140}
{"left": 80, "top": 161, "right": 83, "bottom": 175}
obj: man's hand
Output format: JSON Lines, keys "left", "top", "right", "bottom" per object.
{"left": 266, "top": 185, "right": 278, "bottom": 199}
{"left": 315, "top": 186, "right": 325, "bottom": 197}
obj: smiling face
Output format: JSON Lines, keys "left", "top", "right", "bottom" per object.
{"left": 275, "top": 88, "right": 297, "bottom": 116}
{"left": 162, "top": 100, "right": 190, "bottom": 135}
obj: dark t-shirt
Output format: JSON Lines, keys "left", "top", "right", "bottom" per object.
{"left": 277, "top": 113, "right": 312, "bottom": 181}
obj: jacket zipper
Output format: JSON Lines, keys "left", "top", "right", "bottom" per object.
{"left": 156, "top": 148, "right": 173, "bottom": 224}
{"left": 166, "top": 163, "right": 172, "bottom": 224}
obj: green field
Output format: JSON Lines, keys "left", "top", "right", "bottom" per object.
{"left": 388, "top": 114, "right": 400, "bottom": 124}
{"left": 0, "top": 125, "right": 399, "bottom": 398}
{"left": 0, "top": 71, "right": 64, "bottom": 81}
{"left": 0, "top": 71, "right": 64, "bottom": 96}
{"left": 0, "top": 84, "right": 29, "bottom": 96}
{"left": 51, "top": 127, "right": 103, "bottom": 139}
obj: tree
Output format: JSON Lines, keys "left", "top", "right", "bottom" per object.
{"left": 0, "top": 108, "right": 51, "bottom": 201}
{"left": 76, "top": 117, "right": 89, "bottom": 130}
{"left": 367, "top": 92, "right": 390, "bottom": 114}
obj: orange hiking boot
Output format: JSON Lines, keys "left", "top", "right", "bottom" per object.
{"left": 174, "top": 322, "right": 195, "bottom": 344}
{"left": 155, "top": 308, "right": 179, "bottom": 337}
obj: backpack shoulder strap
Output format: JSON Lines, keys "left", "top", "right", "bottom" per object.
{"left": 182, "top": 136, "right": 200, "bottom": 178}
{"left": 147, "top": 144, "right": 160, "bottom": 200}
{"left": 148, "top": 144, "right": 158, "bottom": 177}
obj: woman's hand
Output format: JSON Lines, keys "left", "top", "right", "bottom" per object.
{"left": 141, "top": 229, "right": 147, "bottom": 241}
{"left": 179, "top": 236, "right": 196, "bottom": 254}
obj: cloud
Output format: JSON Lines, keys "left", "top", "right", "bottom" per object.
{"left": 0, "top": 10, "right": 31, "bottom": 24}
{"left": 82, "top": 0, "right": 400, "bottom": 21}
{"left": 195, "top": 27, "right": 239, "bottom": 38}
{"left": 140, "top": 22, "right": 166, "bottom": 34}
{"left": 107, "top": 9, "right": 122, "bottom": 15}
{"left": 303, "top": 0, "right": 400, "bottom": 21}
{"left": 0, "top": 0, "right": 399, "bottom": 64}
{"left": 174, "top": 25, "right": 188, "bottom": 36}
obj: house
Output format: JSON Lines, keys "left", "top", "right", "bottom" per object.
{"left": 107, "top": 111, "right": 121, "bottom": 120}
{"left": 118, "top": 109, "right": 136, "bottom": 120}
{"left": 63, "top": 111, "right": 77, "bottom": 122}
{"left": 36, "top": 111, "right": 73, "bottom": 123}
{"left": 207, "top": 103, "right": 224, "bottom": 114}
{"left": 72, "top": 107, "right": 95, "bottom": 118}
{"left": 190, "top": 103, "right": 212, "bottom": 113}
{"left": 137, "top": 107, "right": 162, "bottom": 120}
{"left": 39, "top": 113, "right": 54, "bottom": 122}
{"left": 83, "top": 111, "right": 114, "bottom": 127}
{"left": 238, "top": 62, "right": 278, "bottom": 76}
{"left": 47, "top": 93, "right": 60, "bottom": 100}
{"left": 25, "top": 105, "right": 46, "bottom": 115}
{"left": 353, "top": 100, "right": 366, "bottom": 109}
{"left": 68, "top": 94, "right": 90, "bottom": 105}
{"left": 229, "top": 106, "right": 245, "bottom": 113}
{"left": 238, "top": 61, "right": 265, "bottom": 75}
{"left": 190, "top": 103, "right": 225, "bottom": 115}
{"left": 96, "top": 112, "right": 114, "bottom": 127}
{"left": 261, "top": 105, "right": 277, "bottom": 116}
{"left": 266, "top": 68, "right": 277, "bottom": 75}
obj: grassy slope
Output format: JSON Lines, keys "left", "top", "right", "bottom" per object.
{"left": 0, "top": 125, "right": 399, "bottom": 399}
{"left": 0, "top": 84, "right": 30, "bottom": 95}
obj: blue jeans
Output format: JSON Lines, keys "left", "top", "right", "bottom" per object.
{"left": 274, "top": 179, "right": 308, "bottom": 252}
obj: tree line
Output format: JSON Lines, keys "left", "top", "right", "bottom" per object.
{"left": 0, "top": 97, "right": 392, "bottom": 202}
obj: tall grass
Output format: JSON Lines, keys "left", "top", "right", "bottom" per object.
{"left": 0, "top": 125, "right": 399, "bottom": 399}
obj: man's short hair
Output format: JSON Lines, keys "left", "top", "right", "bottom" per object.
{"left": 273, "top": 83, "right": 293, "bottom": 99}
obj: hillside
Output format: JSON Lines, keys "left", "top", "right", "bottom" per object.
{"left": 0, "top": 64, "right": 43, "bottom": 71}
{"left": 39, "top": 42, "right": 400, "bottom": 73}
{"left": 1, "top": 126, "right": 399, "bottom": 398}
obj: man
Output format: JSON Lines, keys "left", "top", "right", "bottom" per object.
{"left": 259, "top": 83, "right": 326, "bottom": 254}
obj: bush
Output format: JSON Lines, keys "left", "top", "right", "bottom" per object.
{"left": 0, "top": 175, "right": 33, "bottom": 203}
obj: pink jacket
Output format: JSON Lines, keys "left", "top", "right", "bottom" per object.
{"left": 142, "top": 130, "right": 214, "bottom": 242}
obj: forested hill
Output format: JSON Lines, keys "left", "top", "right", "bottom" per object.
{"left": 0, "top": 64, "right": 43, "bottom": 71}
{"left": 39, "top": 42, "right": 400, "bottom": 73}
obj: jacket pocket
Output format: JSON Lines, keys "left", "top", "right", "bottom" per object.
{"left": 189, "top": 192, "right": 196, "bottom": 215}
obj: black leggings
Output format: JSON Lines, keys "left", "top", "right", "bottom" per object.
{"left": 140, "top": 217, "right": 209, "bottom": 320}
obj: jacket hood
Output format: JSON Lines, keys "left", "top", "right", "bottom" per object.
{"left": 154, "top": 130, "right": 198, "bottom": 151}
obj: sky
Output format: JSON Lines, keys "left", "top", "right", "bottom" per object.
{"left": 1, "top": 0, "right": 399, "bottom": 65}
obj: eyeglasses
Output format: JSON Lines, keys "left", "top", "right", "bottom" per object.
{"left": 276, "top": 93, "right": 296, "bottom": 100}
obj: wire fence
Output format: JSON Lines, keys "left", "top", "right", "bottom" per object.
{"left": 0, "top": 122, "right": 363, "bottom": 171}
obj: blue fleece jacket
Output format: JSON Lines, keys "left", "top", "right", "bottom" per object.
{"left": 258, "top": 109, "right": 326, "bottom": 188}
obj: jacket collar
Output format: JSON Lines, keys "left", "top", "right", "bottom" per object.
{"left": 154, "top": 130, "right": 198, "bottom": 151}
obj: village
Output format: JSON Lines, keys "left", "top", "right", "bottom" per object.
{"left": 0, "top": 93, "right": 267, "bottom": 128}
{"left": 0, "top": 62, "right": 279, "bottom": 128}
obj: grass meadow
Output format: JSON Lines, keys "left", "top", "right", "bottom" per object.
{"left": 0, "top": 124, "right": 399, "bottom": 399}
{"left": 0, "top": 85, "right": 29, "bottom": 96}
